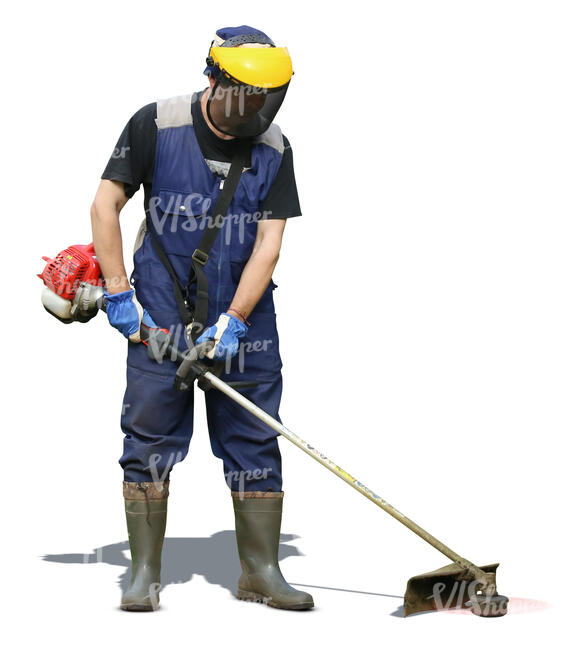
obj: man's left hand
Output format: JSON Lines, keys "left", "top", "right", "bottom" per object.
{"left": 196, "top": 312, "right": 248, "bottom": 360}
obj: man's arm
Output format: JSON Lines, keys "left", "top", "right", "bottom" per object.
{"left": 90, "top": 179, "right": 131, "bottom": 295}
{"left": 227, "top": 219, "right": 286, "bottom": 322}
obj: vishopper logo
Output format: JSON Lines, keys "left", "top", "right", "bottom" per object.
{"left": 227, "top": 467, "right": 274, "bottom": 496}
{"left": 112, "top": 146, "right": 130, "bottom": 159}
{"left": 147, "top": 582, "right": 161, "bottom": 610}
{"left": 147, "top": 196, "right": 272, "bottom": 245}
{"left": 145, "top": 322, "right": 274, "bottom": 376}
{"left": 144, "top": 452, "right": 184, "bottom": 483}
{"left": 444, "top": 596, "right": 550, "bottom": 616}
{"left": 429, "top": 579, "right": 508, "bottom": 616}
{"left": 148, "top": 193, "right": 214, "bottom": 226}
{"left": 142, "top": 453, "right": 273, "bottom": 493}
{"left": 213, "top": 83, "right": 268, "bottom": 119}
{"left": 213, "top": 83, "right": 269, "bottom": 101}
{"left": 83, "top": 547, "right": 104, "bottom": 564}
{"left": 224, "top": 337, "right": 274, "bottom": 375}
{"left": 45, "top": 271, "right": 124, "bottom": 297}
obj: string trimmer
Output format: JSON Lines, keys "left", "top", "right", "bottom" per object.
{"left": 38, "top": 242, "right": 509, "bottom": 617}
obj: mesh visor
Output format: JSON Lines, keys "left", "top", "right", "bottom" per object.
{"left": 206, "top": 72, "right": 289, "bottom": 138}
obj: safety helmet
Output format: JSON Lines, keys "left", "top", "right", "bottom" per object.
{"left": 203, "top": 26, "right": 293, "bottom": 138}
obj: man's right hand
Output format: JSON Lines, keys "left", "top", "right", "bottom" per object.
{"left": 104, "top": 289, "right": 157, "bottom": 343}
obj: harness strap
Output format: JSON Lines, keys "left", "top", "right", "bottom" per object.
{"left": 146, "top": 221, "right": 194, "bottom": 326}
{"left": 147, "top": 139, "right": 251, "bottom": 341}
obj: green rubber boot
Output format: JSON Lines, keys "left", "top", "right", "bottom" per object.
{"left": 121, "top": 481, "right": 168, "bottom": 612}
{"left": 232, "top": 491, "right": 314, "bottom": 610}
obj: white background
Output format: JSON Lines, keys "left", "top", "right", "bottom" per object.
{"left": 2, "top": 1, "right": 563, "bottom": 648}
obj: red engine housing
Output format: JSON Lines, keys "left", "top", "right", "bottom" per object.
{"left": 38, "top": 243, "right": 103, "bottom": 299}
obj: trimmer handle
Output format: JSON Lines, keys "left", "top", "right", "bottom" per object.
{"left": 139, "top": 321, "right": 169, "bottom": 348}
{"left": 173, "top": 340, "right": 215, "bottom": 391}
{"left": 139, "top": 323, "right": 259, "bottom": 392}
{"left": 139, "top": 323, "right": 212, "bottom": 390}
{"left": 95, "top": 293, "right": 107, "bottom": 312}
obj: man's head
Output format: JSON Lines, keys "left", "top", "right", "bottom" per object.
{"left": 203, "top": 26, "right": 293, "bottom": 138}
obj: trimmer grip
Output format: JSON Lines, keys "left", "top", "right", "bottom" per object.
{"left": 140, "top": 323, "right": 172, "bottom": 363}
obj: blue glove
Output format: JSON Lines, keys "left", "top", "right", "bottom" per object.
{"left": 195, "top": 312, "right": 248, "bottom": 361}
{"left": 104, "top": 289, "right": 157, "bottom": 343}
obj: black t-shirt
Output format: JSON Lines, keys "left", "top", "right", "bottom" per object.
{"left": 102, "top": 90, "right": 301, "bottom": 219}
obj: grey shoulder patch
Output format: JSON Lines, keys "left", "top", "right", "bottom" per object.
{"left": 254, "top": 123, "right": 284, "bottom": 154}
{"left": 155, "top": 93, "right": 196, "bottom": 129}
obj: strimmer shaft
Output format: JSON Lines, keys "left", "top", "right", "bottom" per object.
{"left": 203, "top": 370, "right": 492, "bottom": 587}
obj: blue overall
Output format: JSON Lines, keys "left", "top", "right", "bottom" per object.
{"left": 120, "top": 94, "right": 285, "bottom": 492}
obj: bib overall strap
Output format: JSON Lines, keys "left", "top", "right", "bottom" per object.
{"left": 146, "top": 221, "right": 195, "bottom": 326}
{"left": 148, "top": 138, "right": 251, "bottom": 341}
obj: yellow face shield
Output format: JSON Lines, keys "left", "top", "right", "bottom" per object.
{"left": 208, "top": 46, "right": 293, "bottom": 88}
{"left": 206, "top": 46, "right": 293, "bottom": 138}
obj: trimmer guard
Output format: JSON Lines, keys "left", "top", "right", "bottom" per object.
{"left": 404, "top": 563, "right": 507, "bottom": 616}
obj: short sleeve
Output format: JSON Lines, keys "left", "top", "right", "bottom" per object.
{"left": 258, "top": 135, "right": 302, "bottom": 219}
{"left": 101, "top": 103, "right": 157, "bottom": 198}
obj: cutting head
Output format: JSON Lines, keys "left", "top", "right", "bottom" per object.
{"left": 404, "top": 563, "right": 508, "bottom": 617}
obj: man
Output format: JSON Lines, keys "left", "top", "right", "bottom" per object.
{"left": 90, "top": 26, "right": 314, "bottom": 612}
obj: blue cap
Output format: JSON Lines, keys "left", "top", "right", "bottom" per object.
{"left": 203, "top": 25, "right": 275, "bottom": 78}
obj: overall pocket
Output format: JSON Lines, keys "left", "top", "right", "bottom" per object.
{"left": 149, "top": 189, "right": 214, "bottom": 257}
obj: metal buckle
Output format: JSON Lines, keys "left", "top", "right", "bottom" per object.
{"left": 192, "top": 249, "right": 209, "bottom": 265}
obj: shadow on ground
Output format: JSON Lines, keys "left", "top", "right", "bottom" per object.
{"left": 43, "top": 530, "right": 307, "bottom": 597}
{"left": 43, "top": 529, "right": 405, "bottom": 612}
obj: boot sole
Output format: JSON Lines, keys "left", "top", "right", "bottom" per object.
{"left": 237, "top": 588, "right": 314, "bottom": 610}
{"left": 121, "top": 602, "right": 159, "bottom": 612}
